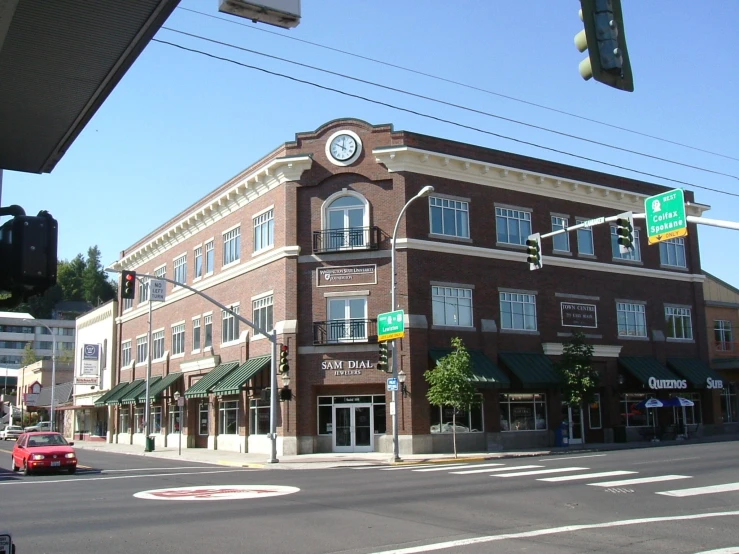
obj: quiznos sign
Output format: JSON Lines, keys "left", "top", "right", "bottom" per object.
{"left": 648, "top": 377, "right": 687, "bottom": 390}
{"left": 706, "top": 377, "right": 723, "bottom": 389}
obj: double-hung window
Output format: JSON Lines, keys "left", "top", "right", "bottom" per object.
{"left": 194, "top": 246, "right": 203, "bottom": 279}
{"left": 152, "top": 330, "right": 165, "bottom": 360}
{"left": 223, "top": 227, "right": 241, "bottom": 266}
{"left": 551, "top": 216, "right": 569, "bottom": 252}
{"left": 204, "top": 314, "right": 213, "bottom": 348}
{"left": 432, "top": 286, "right": 473, "bottom": 327}
{"left": 617, "top": 302, "right": 647, "bottom": 337}
{"left": 173, "top": 255, "right": 187, "bottom": 285}
{"left": 222, "top": 306, "right": 240, "bottom": 343}
{"left": 192, "top": 318, "right": 201, "bottom": 351}
{"left": 611, "top": 226, "right": 641, "bottom": 261}
{"left": 575, "top": 218, "right": 595, "bottom": 255}
{"left": 254, "top": 209, "right": 274, "bottom": 252}
{"left": 327, "top": 297, "right": 368, "bottom": 342}
{"left": 659, "top": 238, "right": 687, "bottom": 268}
{"left": 136, "top": 336, "right": 148, "bottom": 363}
{"left": 219, "top": 400, "right": 238, "bottom": 435}
{"left": 496, "top": 207, "right": 531, "bottom": 246}
{"left": 171, "top": 323, "right": 185, "bottom": 355}
{"left": 666, "top": 306, "right": 693, "bottom": 340}
{"left": 121, "top": 341, "right": 132, "bottom": 367}
{"left": 139, "top": 279, "right": 149, "bottom": 303}
{"left": 715, "top": 320, "right": 733, "bottom": 352}
{"left": 253, "top": 295, "right": 274, "bottom": 335}
{"left": 430, "top": 196, "right": 470, "bottom": 238}
{"left": 154, "top": 265, "right": 166, "bottom": 280}
{"left": 123, "top": 298, "right": 133, "bottom": 311}
{"left": 204, "top": 241, "right": 214, "bottom": 274}
{"left": 499, "top": 292, "right": 537, "bottom": 331}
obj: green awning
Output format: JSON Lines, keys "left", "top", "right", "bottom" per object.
{"left": 106, "top": 380, "right": 143, "bottom": 406}
{"left": 212, "top": 355, "right": 271, "bottom": 396}
{"left": 138, "top": 373, "right": 182, "bottom": 403}
{"left": 618, "top": 356, "right": 681, "bottom": 385}
{"left": 499, "top": 352, "right": 560, "bottom": 388}
{"left": 429, "top": 349, "right": 510, "bottom": 388}
{"left": 94, "top": 382, "right": 130, "bottom": 407}
{"left": 122, "top": 377, "right": 161, "bottom": 405}
{"left": 184, "top": 361, "right": 240, "bottom": 398}
{"left": 667, "top": 358, "right": 725, "bottom": 389}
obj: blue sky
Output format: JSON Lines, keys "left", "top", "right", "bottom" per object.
{"left": 3, "top": 1, "right": 738, "bottom": 284}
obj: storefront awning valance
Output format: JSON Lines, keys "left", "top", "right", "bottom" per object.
{"left": 429, "top": 349, "right": 510, "bottom": 388}
{"left": 106, "top": 380, "right": 143, "bottom": 406}
{"left": 94, "top": 382, "right": 130, "bottom": 407}
{"left": 212, "top": 356, "right": 271, "bottom": 397}
{"left": 122, "top": 378, "right": 160, "bottom": 405}
{"left": 667, "top": 358, "right": 725, "bottom": 389}
{"left": 618, "top": 357, "right": 681, "bottom": 386}
{"left": 184, "top": 361, "right": 240, "bottom": 399}
{"left": 138, "top": 373, "right": 183, "bottom": 403}
{"left": 498, "top": 352, "right": 560, "bottom": 389}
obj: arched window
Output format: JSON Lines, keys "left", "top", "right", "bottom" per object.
{"left": 322, "top": 192, "right": 369, "bottom": 251}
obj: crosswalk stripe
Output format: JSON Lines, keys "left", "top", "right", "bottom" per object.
{"left": 451, "top": 465, "right": 543, "bottom": 475}
{"left": 496, "top": 467, "right": 589, "bottom": 478}
{"left": 538, "top": 470, "right": 637, "bottom": 482}
{"left": 433, "top": 463, "right": 504, "bottom": 472}
{"left": 588, "top": 475, "right": 691, "bottom": 487}
{"left": 378, "top": 464, "right": 443, "bottom": 471}
{"left": 413, "top": 463, "right": 492, "bottom": 472}
{"left": 656, "top": 482, "right": 739, "bottom": 498}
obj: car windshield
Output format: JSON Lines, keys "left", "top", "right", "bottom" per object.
{"left": 27, "top": 433, "right": 69, "bottom": 447}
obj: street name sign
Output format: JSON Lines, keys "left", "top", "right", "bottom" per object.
{"left": 644, "top": 188, "right": 687, "bottom": 245}
{"left": 377, "top": 309, "right": 405, "bottom": 341}
{"left": 387, "top": 377, "right": 399, "bottom": 392}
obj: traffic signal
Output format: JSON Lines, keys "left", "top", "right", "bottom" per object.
{"left": 121, "top": 270, "right": 136, "bottom": 300}
{"left": 279, "top": 344, "right": 289, "bottom": 374}
{"left": 574, "top": 0, "right": 633, "bottom": 92}
{"left": 526, "top": 233, "right": 543, "bottom": 270}
{"left": 377, "top": 342, "right": 389, "bottom": 372}
{"left": 279, "top": 386, "right": 293, "bottom": 401}
{"left": 615, "top": 211, "right": 634, "bottom": 253}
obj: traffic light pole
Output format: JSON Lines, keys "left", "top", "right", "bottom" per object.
{"left": 107, "top": 270, "right": 281, "bottom": 462}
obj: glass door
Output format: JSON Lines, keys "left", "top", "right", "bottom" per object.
{"left": 332, "top": 404, "right": 374, "bottom": 452}
{"left": 568, "top": 405, "right": 584, "bottom": 445}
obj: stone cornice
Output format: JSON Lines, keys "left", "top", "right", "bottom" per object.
{"left": 373, "top": 147, "right": 710, "bottom": 216}
{"left": 112, "top": 156, "right": 313, "bottom": 270}
{"left": 398, "top": 238, "right": 707, "bottom": 284}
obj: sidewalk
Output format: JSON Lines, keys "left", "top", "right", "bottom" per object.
{"left": 72, "top": 432, "right": 739, "bottom": 470}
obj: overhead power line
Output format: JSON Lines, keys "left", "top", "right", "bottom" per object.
{"left": 175, "top": 5, "right": 739, "bottom": 164}
{"left": 151, "top": 37, "right": 739, "bottom": 199}
{"left": 162, "top": 26, "right": 739, "bottom": 183}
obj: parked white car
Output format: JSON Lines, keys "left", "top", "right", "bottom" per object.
{"left": 24, "top": 421, "right": 52, "bottom": 433}
{"left": 0, "top": 425, "right": 24, "bottom": 440}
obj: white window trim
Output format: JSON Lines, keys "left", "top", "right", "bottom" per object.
{"left": 665, "top": 304, "right": 694, "bottom": 342}
{"left": 170, "top": 320, "right": 186, "bottom": 328}
{"left": 429, "top": 194, "right": 471, "bottom": 240}
{"left": 204, "top": 240, "right": 215, "bottom": 277}
{"left": 153, "top": 263, "right": 167, "bottom": 275}
{"left": 222, "top": 223, "right": 241, "bottom": 236}
{"left": 550, "top": 214, "right": 571, "bottom": 253}
{"left": 251, "top": 290, "right": 274, "bottom": 301}
{"left": 252, "top": 204, "right": 275, "bottom": 219}
{"left": 320, "top": 188, "right": 370, "bottom": 233}
{"left": 499, "top": 291, "right": 538, "bottom": 333}
{"left": 220, "top": 303, "right": 241, "bottom": 346}
{"left": 431, "top": 285, "right": 474, "bottom": 329}
{"left": 616, "top": 300, "right": 648, "bottom": 340}
{"left": 494, "top": 205, "right": 533, "bottom": 247}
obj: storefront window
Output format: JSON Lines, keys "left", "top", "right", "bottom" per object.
{"left": 429, "top": 396, "right": 483, "bottom": 433}
{"left": 317, "top": 396, "right": 386, "bottom": 435}
{"left": 199, "top": 403, "right": 209, "bottom": 435}
{"left": 722, "top": 384, "right": 738, "bottom": 423}
{"left": 499, "top": 394, "right": 547, "bottom": 431}
{"left": 620, "top": 393, "right": 656, "bottom": 427}
{"left": 249, "top": 399, "right": 270, "bottom": 435}
{"left": 169, "top": 406, "right": 181, "bottom": 433}
{"left": 588, "top": 393, "right": 602, "bottom": 429}
{"left": 134, "top": 407, "right": 145, "bottom": 433}
{"left": 119, "top": 411, "right": 129, "bottom": 433}
{"left": 219, "top": 400, "right": 238, "bottom": 435}
{"left": 373, "top": 403, "right": 387, "bottom": 434}
{"left": 151, "top": 406, "right": 162, "bottom": 433}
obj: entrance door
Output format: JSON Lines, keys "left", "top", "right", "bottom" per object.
{"left": 194, "top": 402, "right": 209, "bottom": 448}
{"left": 568, "top": 405, "right": 584, "bottom": 445}
{"left": 333, "top": 404, "right": 373, "bottom": 453}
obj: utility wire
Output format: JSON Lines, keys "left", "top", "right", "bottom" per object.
{"left": 175, "top": 5, "right": 739, "bottom": 164}
{"left": 151, "top": 37, "right": 739, "bottom": 199}
{"left": 162, "top": 26, "right": 738, "bottom": 182}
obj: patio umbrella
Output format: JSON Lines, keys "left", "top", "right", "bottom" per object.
{"left": 665, "top": 397, "right": 694, "bottom": 438}
{"left": 635, "top": 398, "right": 663, "bottom": 438}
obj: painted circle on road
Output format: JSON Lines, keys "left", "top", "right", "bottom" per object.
{"left": 133, "top": 484, "right": 300, "bottom": 501}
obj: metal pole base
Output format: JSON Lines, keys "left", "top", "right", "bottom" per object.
{"left": 266, "top": 458, "right": 279, "bottom": 464}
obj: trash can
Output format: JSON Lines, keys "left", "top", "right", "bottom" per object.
{"left": 145, "top": 436, "right": 155, "bottom": 452}
{"left": 555, "top": 421, "right": 569, "bottom": 447}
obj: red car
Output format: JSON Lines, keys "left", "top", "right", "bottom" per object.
{"left": 11, "top": 432, "right": 78, "bottom": 475}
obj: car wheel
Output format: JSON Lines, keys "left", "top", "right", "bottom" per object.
{"left": 23, "top": 461, "right": 32, "bottom": 476}
{"left": 11, "top": 456, "right": 19, "bottom": 472}
{"left": 68, "top": 467, "right": 77, "bottom": 474}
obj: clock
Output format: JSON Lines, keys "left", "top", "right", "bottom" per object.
{"left": 325, "top": 130, "right": 362, "bottom": 166}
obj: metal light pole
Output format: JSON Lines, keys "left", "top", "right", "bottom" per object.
{"left": 23, "top": 320, "right": 56, "bottom": 432}
{"left": 390, "top": 185, "right": 433, "bottom": 462}
{"left": 144, "top": 296, "right": 153, "bottom": 451}
{"left": 268, "top": 329, "right": 278, "bottom": 463}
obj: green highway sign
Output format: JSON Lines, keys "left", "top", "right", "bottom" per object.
{"left": 378, "top": 309, "right": 405, "bottom": 342}
{"left": 644, "top": 188, "right": 687, "bottom": 245}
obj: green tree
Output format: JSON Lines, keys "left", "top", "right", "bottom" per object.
{"left": 555, "top": 331, "right": 598, "bottom": 437}
{"left": 57, "top": 255, "right": 86, "bottom": 301}
{"left": 82, "top": 246, "right": 116, "bottom": 305}
{"left": 424, "top": 337, "right": 480, "bottom": 458}
{"left": 22, "top": 342, "right": 40, "bottom": 367}
{"left": 57, "top": 344, "right": 74, "bottom": 364}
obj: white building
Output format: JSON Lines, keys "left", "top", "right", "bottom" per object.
{"left": 0, "top": 311, "right": 76, "bottom": 370}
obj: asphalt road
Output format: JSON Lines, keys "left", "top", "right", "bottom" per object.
{"left": 1, "top": 441, "right": 738, "bottom": 553}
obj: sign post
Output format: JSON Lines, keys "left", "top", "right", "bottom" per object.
{"left": 644, "top": 188, "right": 687, "bottom": 245}
{"left": 377, "top": 310, "right": 405, "bottom": 342}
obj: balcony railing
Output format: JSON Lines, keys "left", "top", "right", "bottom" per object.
{"left": 312, "top": 226, "right": 381, "bottom": 254}
{"left": 313, "top": 319, "right": 378, "bottom": 345}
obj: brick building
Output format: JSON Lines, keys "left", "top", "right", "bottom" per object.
{"left": 106, "top": 118, "right": 725, "bottom": 456}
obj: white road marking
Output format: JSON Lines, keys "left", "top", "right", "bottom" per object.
{"left": 589, "top": 475, "right": 691, "bottom": 487}
{"left": 538, "top": 470, "right": 637, "bottom": 482}
{"left": 451, "top": 465, "right": 543, "bottom": 475}
{"left": 496, "top": 467, "right": 589, "bottom": 478}
{"left": 368, "top": 510, "right": 739, "bottom": 554}
{"left": 657, "top": 482, "right": 739, "bottom": 498}
{"left": 379, "top": 464, "right": 467, "bottom": 471}
{"left": 86, "top": 466, "right": 219, "bottom": 473}
{"left": 541, "top": 454, "right": 607, "bottom": 461}
{"left": 693, "top": 548, "right": 739, "bottom": 554}
{"left": 413, "top": 463, "right": 504, "bottom": 473}
{"left": 0, "top": 469, "right": 249, "bottom": 486}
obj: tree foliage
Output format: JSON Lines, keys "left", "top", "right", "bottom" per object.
{"left": 556, "top": 331, "right": 598, "bottom": 408}
{"left": 22, "top": 343, "right": 40, "bottom": 367}
{"left": 424, "top": 337, "right": 480, "bottom": 458}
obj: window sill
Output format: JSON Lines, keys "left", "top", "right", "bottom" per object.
{"left": 552, "top": 249, "right": 572, "bottom": 256}
{"left": 252, "top": 244, "right": 275, "bottom": 257}
{"left": 428, "top": 232, "right": 473, "bottom": 244}
{"left": 659, "top": 264, "right": 689, "bottom": 272}
{"left": 500, "top": 328, "right": 540, "bottom": 335}
{"left": 431, "top": 325, "right": 476, "bottom": 332}
{"left": 577, "top": 253, "right": 597, "bottom": 259}
{"left": 617, "top": 335, "right": 649, "bottom": 341}
{"left": 251, "top": 333, "right": 270, "bottom": 341}
{"left": 220, "top": 339, "right": 242, "bottom": 348}
{"left": 190, "top": 349, "right": 201, "bottom": 355}
{"left": 170, "top": 352, "right": 185, "bottom": 360}
{"left": 122, "top": 363, "right": 134, "bottom": 371}
{"left": 204, "top": 272, "right": 214, "bottom": 279}
{"left": 611, "top": 257, "right": 643, "bottom": 265}
{"left": 222, "top": 260, "right": 241, "bottom": 271}
{"left": 666, "top": 338, "right": 695, "bottom": 343}
{"left": 496, "top": 242, "right": 526, "bottom": 250}
{"left": 152, "top": 356, "right": 167, "bottom": 364}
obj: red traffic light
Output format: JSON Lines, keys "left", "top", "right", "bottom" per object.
{"left": 125, "top": 273, "right": 135, "bottom": 281}
{"left": 280, "top": 344, "right": 288, "bottom": 353}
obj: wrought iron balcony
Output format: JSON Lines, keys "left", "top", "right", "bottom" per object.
{"left": 313, "top": 319, "right": 378, "bottom": 345}
{"left": 312, "top": 226, "right": 381, "bottom": 254}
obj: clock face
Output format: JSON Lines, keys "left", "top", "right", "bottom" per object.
{"left": 329, "top": 134, "right": 358, "bottom": 162}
